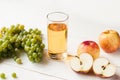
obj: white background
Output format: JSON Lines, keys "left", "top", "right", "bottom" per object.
{"left": 0, "top": 0, "right": 120, "bottom": 80}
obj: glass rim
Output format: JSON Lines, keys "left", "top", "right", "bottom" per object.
{"left": 47, "top": 12, "right": 69, "bottom": 22}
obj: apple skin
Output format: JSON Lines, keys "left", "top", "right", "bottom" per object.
{"left": 77, "top": 41, "right": 100, "bottom": 60}
{"left": 119, "top": 36, "right": 120, "bottom": 48}
{"left": 94, "top": 73, "right": 115, "bottom": 78}
{"left": 99, "top": 30, "right": 120, "bottom": 53}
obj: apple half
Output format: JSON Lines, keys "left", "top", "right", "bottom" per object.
{"left": 93, "top": 57, "right": 116, "bottom": 78}
{"left": 70, "top": 53, "right": 93, "bottom": 73}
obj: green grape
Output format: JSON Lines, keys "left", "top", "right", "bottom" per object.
{"left": 22, "top": 35, "right": 27, "bottom": 42}
{"left": 31, "top": 46, "right": 35, "bottom": 51}
{"left": 15, "top": 58, "right": 22, "bottom": 64}
{"left": 6, "top": 25, "right": 15, "bottom": 35}
{"left": 12, "top": 72, "right": 17, "bottom": 78}
{"left": 28, "top": 50, "right": 32, "bottom": 55}
{"left": 36, "top": 47, "right": 40, "bottom": 52}
{"left": 38, "top": 52, "right": 43, "bottom": 57}
{"left": 28, "top": 34, "right": 32, "bottom": 38}
{"left": 28, "top": 56, "right": 34, "bottom": 62}
{"left": 0, "top": 73, "right": 6, "bottom": 79}
{"left": 41, "top": 43, "right": 45, "bottom": 48}
{"left": 24, "top": 45, "right": 30, "bottom": 52}
{"left": 36, "top": 30, "right": 41, "bottom": 35}
{"left": 34, "top": 44, "right": 39, "bottom": 49}
{"left": 18, "top": 24, "right": 24, "bottom": 30}
{"left": 31, "top": 38, "right": 37, "bottom": 43}
{"left": 35, "top": 58, "right": 40, "bottom": 62}
{"left": 1, "top": 40, "right": 9, "bottom": 49}
{"left": 32, "top": 53, "right": 37, "bottom": 58}
{"left": 22, "top": 30, "right": 28, "bottom": 35}
{"left": 26, "top": 40, "right": 31, "bottom": 46}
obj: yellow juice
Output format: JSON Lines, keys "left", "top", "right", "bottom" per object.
{"left": 48, "top": 23, "right": 67, "bottom": 59}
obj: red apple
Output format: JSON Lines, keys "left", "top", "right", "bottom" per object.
{"left": 77, "top": 41, "right": 100, "bottom": 60}
{"left": 99, "top": 30, "right": 120, "bottom": 53}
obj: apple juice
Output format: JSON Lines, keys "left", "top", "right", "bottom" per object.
{"left": 48, "top": 23, "right": 67, "bottom": 59}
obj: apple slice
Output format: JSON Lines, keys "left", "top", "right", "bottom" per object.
{"left": 70, "top": 53, "right": 93, "bottom": 73}
{"left": 93, "top": 57, "right": 116, "bottom": 78}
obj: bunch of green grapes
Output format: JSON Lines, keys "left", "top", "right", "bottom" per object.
{"left": 0, "top": 24, "right": 24, "bottom": 63}
{"left": 0, "top": 24, "right": 45, "bottom": 63}
{"left": 21, "top": 29, "right": 45, "bottom": 62}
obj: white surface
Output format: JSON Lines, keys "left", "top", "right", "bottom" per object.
{"left": 0, "top": 0, "right": 120, "bottom": 80}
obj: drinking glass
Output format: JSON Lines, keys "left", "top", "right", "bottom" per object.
{"left": 47, "top": 12, "right": 69, "bottom": 60}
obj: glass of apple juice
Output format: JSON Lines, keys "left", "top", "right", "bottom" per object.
{"left": 47, "top": 12, "right": 69, "bottom": 60}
